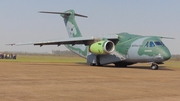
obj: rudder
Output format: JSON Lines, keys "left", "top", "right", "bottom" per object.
{"left": 61, "top": 10, "right": 82, "bottom": 38}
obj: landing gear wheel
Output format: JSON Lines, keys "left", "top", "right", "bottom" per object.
{"left": 96, "top": 63, "right": 103, "bottom": 66}
{"left": 90, "top": 63, "right": 96, "bottom": 66}
{"left": 151, "top": 64, "right": 159, "bottom": 70}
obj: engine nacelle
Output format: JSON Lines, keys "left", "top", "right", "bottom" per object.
{"left": 89, "top": 40, "right": 115, "bottom": 55}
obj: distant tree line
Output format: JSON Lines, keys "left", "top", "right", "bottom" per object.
{"left": 0, "top": 50, "right": 78, "bottom": 57}
{"left": 171, "top": 54, "right": 180, "bottom": 61}
{"left": 52, "top": 50, "right": 78, "bottom": 57}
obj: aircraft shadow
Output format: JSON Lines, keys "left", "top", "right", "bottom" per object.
{"left": 24, "top": 62, "right": 174, "bottom": 71}
{"left": 102, "top": 65, "right": 174, "bottom": 71}
{"left": 75, "top": 62, "right": 174, "bottom": 71}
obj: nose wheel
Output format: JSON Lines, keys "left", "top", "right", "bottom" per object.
{"left": 151, "top": 63, "right": 159, "bottom": 70}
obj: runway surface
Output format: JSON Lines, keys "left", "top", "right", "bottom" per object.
{"left": 0, "top": 62, "right": 180, "bottom": 101}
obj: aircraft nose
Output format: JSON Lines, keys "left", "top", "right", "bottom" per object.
{"left": 162, "top": 50, "right": 171, "bottom": 60}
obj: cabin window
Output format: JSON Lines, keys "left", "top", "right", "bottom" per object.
{"left": 149, "top": 41, "right": 155, "bottom": 47}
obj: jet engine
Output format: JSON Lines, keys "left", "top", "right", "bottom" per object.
{"left": 89, "top": 40, "right": 115, "bottom": 55}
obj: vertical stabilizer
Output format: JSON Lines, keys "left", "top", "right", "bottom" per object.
{"left": 39, "top": 10, "right": 88, "bottom": 58}
{"left": 61, "top": 10, "right": 82, "bottom": 37}
{"left": 39, "top": 10, "right": 87, "bottom": 38}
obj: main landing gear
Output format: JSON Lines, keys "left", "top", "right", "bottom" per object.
{"left": 151, "top": 63, "right": 159, "bottom": 70}
{"left": 89, "top": 56, "right": 103, "bottom": 66}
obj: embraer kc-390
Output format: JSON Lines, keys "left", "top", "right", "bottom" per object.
{"left": 10, "top": 9, "right": 172, "bottom": 70}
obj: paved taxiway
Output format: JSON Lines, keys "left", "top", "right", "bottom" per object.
{"left": 0, "top": 62, "right": 180, "bottom": 101}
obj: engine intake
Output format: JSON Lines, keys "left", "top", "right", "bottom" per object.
{"left": 89, "top": 40, "right": 115, "bottom": 55}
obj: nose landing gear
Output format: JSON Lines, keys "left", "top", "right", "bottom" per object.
{"left": 151, "top": 63, "right": 159, "bottom": 70}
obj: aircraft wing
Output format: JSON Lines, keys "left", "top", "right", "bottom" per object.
{"left": 8, "top": 35, "right": 119, "bottom": 47}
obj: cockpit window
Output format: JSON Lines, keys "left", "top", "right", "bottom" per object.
{"left": 154, "top": 41, "right": 162, "bottom": 45}
{"left": 154, "top": 41, "right": 164, "bottom": 46}
{"left": 149, "top": 41, "right": 155, "bottom": 47}
{"left": 144, "top": 42, "right": 149, "bottom": 47}
{"left": 145, "top": 41, "right": 164, "bottom": 47}
{"left": 161, "top": 42, "right": 165, "bottom": 46}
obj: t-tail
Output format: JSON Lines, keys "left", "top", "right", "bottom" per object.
{"left": 39, "top": 10, "right": 89, "bottom": 58}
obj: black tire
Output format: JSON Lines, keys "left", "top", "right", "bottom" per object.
{"left": 151, "top": 64, "right": 159, "bottom": 70}
{"left": 90, "top": 63, "right": 96, "bottom": 66}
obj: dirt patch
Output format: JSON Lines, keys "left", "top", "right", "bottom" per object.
{"left": 0, "top": 62, "right": 180, "bottom": 101}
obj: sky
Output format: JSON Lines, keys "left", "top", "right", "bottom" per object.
{"left": 0, "top": 0, "right": 180, "bottom": 54}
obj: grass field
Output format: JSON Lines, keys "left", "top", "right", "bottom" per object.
{"left": 0, "top": 54, "right": 179, "bottom": 68}
{"left": 163, "top": 60, "right": 180, "bottom": 68}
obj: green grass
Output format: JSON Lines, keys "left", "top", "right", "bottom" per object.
{"left": 163, "top": 60, "right": 180, "bottom": 68}
{"left": 0, "top": 55, "right": 86, "bottom": 63}
{"left": 0, "top": 55, "right": 180, "bottom": 68}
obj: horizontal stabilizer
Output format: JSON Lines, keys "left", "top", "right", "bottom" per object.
{"left": 39, "top": 11, "right": 88, "bottom": 18}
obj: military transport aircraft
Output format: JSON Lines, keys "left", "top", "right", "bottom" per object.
{"left": 10, "top": 9, "right": 172, "bottom": 70}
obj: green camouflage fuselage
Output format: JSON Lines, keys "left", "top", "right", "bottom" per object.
{"left": 66, "top": 32, "right": 171, "bottom": 63}
{"left": 115, "top": 33, "right": 171, "bottom": 63}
